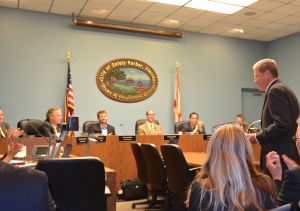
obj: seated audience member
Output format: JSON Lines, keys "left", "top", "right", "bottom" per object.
{"left": 235, "top": 114, "right": 249, "bottom": 132}
{"left": 0, "top": 108, "right": 23, "bottom": 138}
{"left": 0, "top": 161, "right": 56, "bottom": 210}
{"left": 88, "top": 110, "right": 115, "bottom": 136}
{"left": 266, "top": 116, "right": 300, "bottom": 210}
{"left": 137, "top": 110, "right": 162, "bottom": 135}
{"left": 182, "top": 112, "right": 206, "bottom": 134}
{"left": 187, "top": 124, "right": 277, "bottom": 211}
{"left": 39, "top": 107, "right": 62, "bottom": 137}
{"left": 0, "top": 143, "right": 23, "bottom": 163}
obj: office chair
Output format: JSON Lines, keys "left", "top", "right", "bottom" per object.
{"left": 141, "top": 143, "right": 171, "bottom": 211}
{"left": 161, "top": 144, "right": 200, "bottom": 210}
{"left": 269, "top": 204, "right": 291, "bottom": 211}
{"left": 82, "top": 121, "right": 98, "bottom": 133}
{"left": 174, "top": 121, "right": 189, "bottom": 134}
{"left": 135, "top": 119, "right": 159, "bottom": 135}
{"left": 35, "top": 157, "right": 107, "bottom": 211}
{"left": 17, "top": 119, "right": 44, "bottom": 137}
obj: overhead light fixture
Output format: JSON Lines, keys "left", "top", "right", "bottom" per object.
{"left": 237, "top": 29, "right": 244, "bottom": 33}
{"left": 185, "top": 0, "right": 243, "bottom": 14}
{"left": 148, "top": 0, "right": 258, "bottom": 14}
{"left": 147, "top": 0, "right": 189, "bottom": 6}
{"left": 72, "top": 13, "right": 183, "bottom": 38}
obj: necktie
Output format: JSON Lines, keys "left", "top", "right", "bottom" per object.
{"left": 0, "top": 127, "right": 5, "bottom": 137}
{"left": 53, "top": 127, "right": 57, "bottom": 135}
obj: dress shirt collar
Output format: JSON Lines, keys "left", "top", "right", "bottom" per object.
{"left": 266, "top": 78, "right": 278, "bottom": 92}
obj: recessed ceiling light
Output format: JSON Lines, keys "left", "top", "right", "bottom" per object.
{"left": 170, "top": 19, "right": 179, "bottom": 23}
{"left": 211, "top": 0, "right": 258, "bottom": 7}
{"left": 237, "top": 29, "right": 244, "bottom": 33}
{"left": 185, "top": 0, "right": 243, "bottom": 14}
{"left": 147, "top": 0, "right": 189, "bottom": 6}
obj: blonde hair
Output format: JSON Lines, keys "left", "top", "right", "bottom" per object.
{"left": 46, "top": 107, "right": 61, "bottom": 120}
{"left": 186, "top": 124, "right": 276, "bottom": 211}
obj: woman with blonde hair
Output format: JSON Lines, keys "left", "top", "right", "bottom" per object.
{"left": 187, "top": 124, "right": 277, "bottom": 211}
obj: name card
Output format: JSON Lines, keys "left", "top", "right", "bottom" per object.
{"left": 119, "top": 136, "right": 136, "bottom": 142}
{"left": 96, "top": 136, "right": 106, "bottom": 142}
{"left": 164, "top": 134, "right": 179, "bottom": 141}
{"left": 76, "top": 137, "right": 88, "bottom": 144}
{"left": 203, "top": 134, "right": 212, "bottom": 141}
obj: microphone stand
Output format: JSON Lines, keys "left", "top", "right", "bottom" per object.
{"left": 247, "top": 120, "right": 261, "bottom": 133}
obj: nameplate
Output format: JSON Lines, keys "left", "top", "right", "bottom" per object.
{"left": 76, "top": 137, "right": 88, "bottom": 144}
{"left": 164, "top": 135, "right": 179, "bottom": 141}
{"left": 203, "top": 134, "right": 212, "bottom": 141}
{"left": 119, "top": 136, "right": 136, "bottom": 142}
{"left": 95, "top": 136, "right": 106, "bottom": 142}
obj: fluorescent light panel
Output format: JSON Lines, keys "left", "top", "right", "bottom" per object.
{"left": 185, "top": 0, "right": 242, "bottom": 14}
{"left": 148, "top": 0, "right": 258, "bottom": 14}
{"left": 147, "top": 0, "right": 189, "bottom": 6}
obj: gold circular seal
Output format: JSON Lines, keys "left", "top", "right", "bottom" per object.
{"left": 96, "top": 58, "right": 158, "bottom": 103}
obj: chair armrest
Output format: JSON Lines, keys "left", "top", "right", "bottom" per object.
{"left": 189, "top": 167, "right": 201, "bottom": 172}
{"left": 105, "top": 185, "right": 111, "bottom": 196}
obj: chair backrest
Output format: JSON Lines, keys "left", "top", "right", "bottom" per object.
{"left": 135, "top": 119, "right": 159, "bottom": 135}
{"left": 131, "top": 142, "right": 148, "bottom": 183}
{"left": 174, "top": 121, "right": 189, "bottom": 134}
{"left": 17, "top": 119, "right": 44, "bottom": 137}
{"left": 35, "top": 157, "right": 106, "bottom": 211}
{"left": 82, "top": 121, "right": 98, "bottom": 133}
{"left": 141, "top": 143, "right": 167, "bottom": 190}
{"left": 161, "top": 144, "right": 195, "bottom": 196}
{"left": 269, "top": 204, "right": 291, "bottom": 211}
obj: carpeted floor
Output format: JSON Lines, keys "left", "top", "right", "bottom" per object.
{"left": 116, "top": 198, "right": 150, "bottom": 211}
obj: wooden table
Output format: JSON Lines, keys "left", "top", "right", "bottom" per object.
{"left": 183, "top": 152, "right": 207, "bottom": 167}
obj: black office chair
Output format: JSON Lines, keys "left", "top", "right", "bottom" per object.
{"left": 17, "top": 119, "right": 44, "bottom": 137}
{"left": 135, "top": 119, "right": 159, "bottom": 135}
{"left": 82, "top": 121, "right": 98, "bottom": 133}
{"left": 131, "top": 142, "right": 164, "bottom": 209}
{"left": 269, "top": 204, "right": 291, "bottom": 211}
{"left": 35, "top": 157, "right": 107, "bottom": 211}
{"left": 141, "top": 143, "right": 171, "bottom": 211}
{"left": 161, "top": 144, "right": 200, "bottom": 210}
{"left": 174, "top": 121, "right": 189, "bottom": 134}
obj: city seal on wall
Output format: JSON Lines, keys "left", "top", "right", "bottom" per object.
{"left": 96, "top": 58, "right": 158, "bottom": 103}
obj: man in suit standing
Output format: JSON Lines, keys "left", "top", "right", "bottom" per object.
{"left": 137, "top": 110, "right": 162, "bottom": 135}
{"left": 0, "top": 108, "right": 23, "bottom": 138}
{"left": 88, "top": 110, "right": 115, "bottom": 136}
{"left": 39, "top": 107, "right": 62, "bottom": 137}
{"left": 266, "top": 117, "right": 300, "bottom": 211}
{"left": 248, "top": 58, "right": 300, "bottom": 176}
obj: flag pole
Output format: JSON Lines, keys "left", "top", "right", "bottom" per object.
{"left": 173, "top": 61, "right": 182, "bottom": 123}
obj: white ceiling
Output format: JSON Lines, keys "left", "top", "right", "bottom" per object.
{"left": 1, "top": 0, "right": 300, "bottom": 41}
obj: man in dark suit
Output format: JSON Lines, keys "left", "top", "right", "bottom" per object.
{"left": 248, "top": 59, "right": 300, "bottom": 177}
{"left": 0, "top": 161, "right": 56, "bottom": 210}
{"left": 88, "top": 110, "right": 115, "bottom": 136}
{"left": 182, "top": 112, "right": 206, "bottom": 134}
{"left": 39, "top": 107, "right": 62, "bottom": 137}
{"left": 0, "top": 108, "right": 23, "bottom": 138}
{"left": 266, "top": 117, "right": 300, "bottom": 211}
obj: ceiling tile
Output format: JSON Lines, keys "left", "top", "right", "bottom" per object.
{"left": 271, "top": 3, "right": 300, "bottom": 15}
{"left": 0, "top": 0, "right": 18, "bottom": 8}
{"left": 173, "top": 7, "right": 205, "bottom": 18}
{"left": 247, "top": 0, "right": 284, "bottom": 11}
{"left": 119, "top": 0, "right": 152, "bottom": 10}
{"left": 20, "top": 2, "right": 50, "bottom": 12}
{"left": 242, "top": 19, "right": 270, "bottom": 27}
{"left": 255, "top": 12, "right": 288, "bottom": 21}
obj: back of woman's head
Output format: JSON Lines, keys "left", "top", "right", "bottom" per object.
{"left": 194, "top": 124, "right": 275, "bottom": 211}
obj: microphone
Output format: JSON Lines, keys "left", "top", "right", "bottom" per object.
{"left": 247, "top": 120, "right": 261, "bottom": 133}
{"left": 120, "top": 124, "right": 125, "bottom": 135}
{"left": 26, "top": 119, "right": 52, "bottom": 158}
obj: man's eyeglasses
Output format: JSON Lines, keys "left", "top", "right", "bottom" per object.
{"left": 292, "top": 136, "right": 299, "bottom": 142}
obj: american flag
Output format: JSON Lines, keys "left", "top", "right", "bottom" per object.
{"left": 64, "top": 58, "right": 75, "bottom": 136}
{"left": 173, "top": 67, "right": 181, "bottom": 122}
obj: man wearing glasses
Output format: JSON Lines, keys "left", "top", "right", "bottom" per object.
{"left": 266, "top": 117, "right": 300, "bottom": 210}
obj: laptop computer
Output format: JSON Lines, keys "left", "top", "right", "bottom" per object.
{"left": 62, "top": 144, "right": 73, "bottom": 158}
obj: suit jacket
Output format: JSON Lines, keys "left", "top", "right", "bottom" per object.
{"left": 189, "top": 181, "right": 276, "bottom": 211}
{"left": 137, "top": 122, "right": 162, "bottom": 135}
{"left": 0, "top": 161, "right": 56, "bottom": 211}
{"left": 182, "top": 123, "right": 206, "bottom": 134}
{"left": 274, "top": 166, "right": 300, "bottom": 211}
{"left": 257, "top": 79, "right": 300, "bottom": 174}
{"left": 0, "top": 122, "right": 10, "bottom": 138}
{"left": 87, "top": 123, "right": 116, "bottom": 135}
{"left": 38, "top": 119, "right": 62, "bottom": 138}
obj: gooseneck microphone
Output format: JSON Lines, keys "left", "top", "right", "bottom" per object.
{"left": 27, "top": 119, "right": 52, "bottom": 158}
{"left": 120, "top": 124, "right": 125, "bottom": 135}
